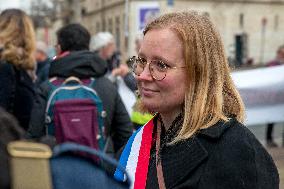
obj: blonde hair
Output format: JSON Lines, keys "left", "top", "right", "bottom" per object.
{"left": 0, "top": 9, "right": 36, "bottom": 70}
{"left": 143, "top": 11, "right": 245, "bottom": 142}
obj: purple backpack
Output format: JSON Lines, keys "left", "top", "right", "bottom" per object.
{"left": 45, "top": 76, "right": 107, "bottom": 151}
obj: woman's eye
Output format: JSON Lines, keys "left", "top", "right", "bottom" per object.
{"left": 137, "top": 57, "right": 147, "bottom": 65}
{"left": 156, "top": 61, "right": 168, "bottom": 69}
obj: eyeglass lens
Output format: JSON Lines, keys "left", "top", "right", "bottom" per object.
{"left": 132, "top": 57, "right": 167, "bottom": 81}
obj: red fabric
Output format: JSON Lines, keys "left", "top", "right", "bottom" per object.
{"left": 53, "top": 51, "right": 70, "bottom": 60}
{"left": 134, "top": 119, "right": 154, "bottom": 189}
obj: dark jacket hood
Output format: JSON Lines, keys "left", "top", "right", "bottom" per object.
{"left": 49, "top": 50, "right": 107, "bottom": 78}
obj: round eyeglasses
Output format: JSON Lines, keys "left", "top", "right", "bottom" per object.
{"left": 130, "top": 56, "right": 185, "bottom": 81}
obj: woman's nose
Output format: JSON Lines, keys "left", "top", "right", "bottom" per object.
{"left": 136, "top": 62, "right": 153, "bottom": 81}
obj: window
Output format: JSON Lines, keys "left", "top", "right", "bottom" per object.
{"left": 274, "top": 14, "right": 279, "bottom": 31}
{"left": 203, "top": 12, "right": 210, "bottom": 18}
{"left": 102, "top": 18, "right": 106, "bottom": 31}
{"left": 96, "top": 22, "right": 100, "bottom": 33}
{"left": 115, "top": 16, "right": 120, "bottom": 48}
{"left": 239, "top": 13, "right": 244, "bottom": 29}
{"left": 108, "top": 18, "right": 113, "bottom": 34}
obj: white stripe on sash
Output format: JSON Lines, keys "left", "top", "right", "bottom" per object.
{"left": 126, "top": 126, "right": 144, "bottom": 189}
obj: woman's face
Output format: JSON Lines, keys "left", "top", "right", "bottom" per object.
{"left": 137, "top": 28, "right": 187, "bottom": 115}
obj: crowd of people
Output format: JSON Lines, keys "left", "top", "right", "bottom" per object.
{"left": 0, "top": 8, "right": 280, "bottom": 189}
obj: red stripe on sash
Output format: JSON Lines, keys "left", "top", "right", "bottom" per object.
{"left": 133, "top": 119, "right": 154, "bottom": 189}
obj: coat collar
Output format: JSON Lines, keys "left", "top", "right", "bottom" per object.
{"left": 198, "top": 118, "right": 236, "bottom": 139}
{"left": 49, "top": 50, "right": 107, "bottom": 78}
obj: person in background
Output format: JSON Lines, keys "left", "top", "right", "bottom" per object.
{"left": 267, "top": 45, "right": 284, "bottom": 66}
{"left": 265, "top": 45, "right": 284, "bottom": 147}
{"left": 91, "top": 32, "right": 137, "bottom": 116}
{"left": 91, "top": 32, "right": 115, "bottom": 61}
{"left": 0, "top": 9, "right": 36, "bottom": 131}
{"left": 27, "top": 24, "right": 133, "bottom": 157}
{"left": 115, "top": 11, "right": 279, "bottom": 188}
{"left": 0, "top": 108, "right": 25, "bottom": 189}
{"left": 35, "top": 41, "right": 51, "bottom": 86}
{"left": 90, "top": 32, "right": 137, "bottom": 91}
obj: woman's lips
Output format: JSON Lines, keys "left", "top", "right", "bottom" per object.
{"left": 141, "top": 87, "right": 158, "bottom": 96}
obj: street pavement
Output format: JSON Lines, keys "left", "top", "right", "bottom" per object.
{"left": 248, "top": 123, "right": 284, "bottom": 188}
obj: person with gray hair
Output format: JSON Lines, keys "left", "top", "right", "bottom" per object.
{"left": 35, "top": 41, "right": 50, "bottom": 85}
{"left": 90, "top": 32, "right": 136, "bottom": 89}
{"left": 91, "top": 32, "right": 120, "bottom": 82}
{"left": 90, "top": 32, "right": 116, "bottom": 60}
{"left": 90, "top": 32, "right": 129, "bottom": 82}
{"left": 91, "top": 32, "right": 137, "bottom": 116}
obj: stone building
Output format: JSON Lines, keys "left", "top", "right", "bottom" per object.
{"left": 79, "top": 0, "right": 284, "bottom": 66}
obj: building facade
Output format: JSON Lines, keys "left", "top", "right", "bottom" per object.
{"left": 162, "top": 0, "right": 284, "bottom": 66}
{"left": 80, "top": 0, "right": 284, "bottom": 65}
{"left": 81, "top": 0, "right": 127, "bottom": 59}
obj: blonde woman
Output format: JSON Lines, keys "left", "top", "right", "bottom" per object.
{"left": 114, "top": 12, "right": 279, "bottom": 188}
{"left": 0, "top": 9, "right": 36, "bottom": 130}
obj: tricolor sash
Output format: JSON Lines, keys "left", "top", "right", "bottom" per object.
{"left": 114, "top": 117, "right": 155, "bottom": 189}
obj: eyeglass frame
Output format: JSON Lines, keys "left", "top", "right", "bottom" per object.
{"left": 130, "top": 56, "right": 186, "bottom": 81}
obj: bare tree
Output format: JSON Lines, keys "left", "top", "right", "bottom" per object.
{"left": 59, "top": 0, "right": 82, "bottom": 24}
{"left": 30, "top": 0, "right": 61, "bottom": 28}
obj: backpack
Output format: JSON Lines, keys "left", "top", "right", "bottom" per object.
{"left": 8, "top": 141, "right": 130, "bottom": 189}
{"left": 45, "top": 76, "right": 107, "bottom": 151}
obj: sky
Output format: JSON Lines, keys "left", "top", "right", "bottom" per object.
{"left": 0, "top": 0, "right": 31, "bottom": 12}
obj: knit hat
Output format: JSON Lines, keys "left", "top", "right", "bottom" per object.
{"left": 90, "top": 32, "right": 114, "bottom": 51}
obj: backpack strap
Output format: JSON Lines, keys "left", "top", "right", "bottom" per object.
{"left": 48, "top": 76, "right": 94, "bottom": 87}
{"left": 47, "top": 77, "right": 60, "bottom": 91}
{"left": 62, "top": 76, "right": 82, "bottom": 85}
{"left": 53, "top": 142, "right": 116, "bottom": 164}
{"left": 53, "top": 142, "right": 130, "bottom": 184}
{"left": 86, "top": 77, "right": 96, "bottom": 87}
{"left": 156, "top": 122, "right": 166, "bottom": 189}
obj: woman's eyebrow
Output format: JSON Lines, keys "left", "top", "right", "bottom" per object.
{"left": 151, "top": 55, "right": 171, "bottom": 64}
{"left": 137, "top": 54, "right": 171, "bottom": 65}
{"left": 137, "top": 52, "right": 145, "bottom": 58}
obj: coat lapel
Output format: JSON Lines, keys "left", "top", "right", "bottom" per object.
{"left": 162, "top": 137, "right": 208, "bottom": 188}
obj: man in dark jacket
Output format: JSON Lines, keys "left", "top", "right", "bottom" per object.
{"left": 27, "top": 24, "right": 133, "bottom": 155}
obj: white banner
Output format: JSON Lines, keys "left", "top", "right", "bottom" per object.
{"left": 231, "top": 65, "right": 284, "bottom": 126}
{"left": 117, "top": 77, "right": 136, "bottom": 117}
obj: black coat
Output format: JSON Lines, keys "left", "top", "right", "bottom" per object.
{"left": 27, "top": 51, "right": 133, "bottom": 153}
{"left": 35, "top": 58, "right": 50, "bottom": 86}
{"left": 146, "top": 118, "right": 279, "bottom": 189}
{"left": 0, "top": 61, "right": 35, "bottom": 130}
